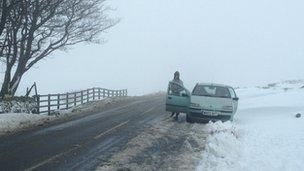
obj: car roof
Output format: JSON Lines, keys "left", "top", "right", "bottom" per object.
{"left": 196, "top": 82, "right": 233, "bottom": 88}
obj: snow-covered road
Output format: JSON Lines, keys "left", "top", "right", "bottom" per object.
{"left": 197, "top": 82, "right": 304, "bottom": 171}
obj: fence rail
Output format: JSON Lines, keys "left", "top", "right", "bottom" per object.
{"left": 34, "top": 88, "right": 127, "bottom": 115}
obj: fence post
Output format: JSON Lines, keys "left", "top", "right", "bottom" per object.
{"left": 74, "top": 92, "right": 76, "bottom": 106}
{"left": 81, "top": 91, "right": 83, "bottom": 104}
{"left": 48, "top": 94, "right": 51, "bottom": 115}
{"left": 87, "top": 89, "right": 89, "bottom": 102}
{"left": 93, "top": 88, "right": 95, "bottom": 100}
{"left": 36, "top": 95, "right": 40, "bottom": 114}
{"left": 66, "top": 93, "right": 69, "bottom": 109}
{"left": 57, "top": 94, "right": 60, "bottom": 110}
{"left": 98, "top": 88, "right": 101, "bottom": 99}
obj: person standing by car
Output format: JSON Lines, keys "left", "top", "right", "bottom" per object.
{"left": 170, "top": 71, "right": 183, "bottom": 120}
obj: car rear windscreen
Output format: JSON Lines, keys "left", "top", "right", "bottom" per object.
{"left": 192, "top": 85, "right": 231, "bottom": 98}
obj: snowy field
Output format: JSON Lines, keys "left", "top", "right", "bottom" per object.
{"left": 197, "top": 81, "right": 304, "bottom": 171}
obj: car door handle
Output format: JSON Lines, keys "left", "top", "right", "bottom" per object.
{"left": 168, "top": 97, "right": 172, "bottom": 99}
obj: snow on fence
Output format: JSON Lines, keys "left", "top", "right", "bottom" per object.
{"left": 34, "top": 88, "right": 128, "bottom": 115}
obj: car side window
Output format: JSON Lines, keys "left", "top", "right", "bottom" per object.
{"left": 168, "top": 82, "right": 186, "bottom": 96}
{"left": 228, "top": 88, "right": 236, "bottom": 98}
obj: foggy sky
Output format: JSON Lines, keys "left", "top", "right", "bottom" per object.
{"left": 14, "top": 0, "right": 304, "bottom": 95}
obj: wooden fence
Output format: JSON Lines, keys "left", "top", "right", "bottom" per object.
{"left": 34, "top": 88, "right": 127, "bottom": 115}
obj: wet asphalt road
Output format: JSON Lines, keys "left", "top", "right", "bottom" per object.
{"left": 0, "top": 95, "right": 165, "bottom": 171}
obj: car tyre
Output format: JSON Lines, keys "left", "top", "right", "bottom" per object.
{"left": 186, "top": 114, "right": 194, "bottom": 123}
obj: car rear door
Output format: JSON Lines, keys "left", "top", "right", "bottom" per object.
{"left": 166, "top": 81, "right": 190, "bottom": 113}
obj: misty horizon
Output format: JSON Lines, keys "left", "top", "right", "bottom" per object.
{"left": 5, "top": 0, "right": 303, "bottom": 96}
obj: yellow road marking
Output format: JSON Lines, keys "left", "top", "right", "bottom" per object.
{"left": 94, "top": 120, "right": 130, "bottom": 139}
{"left": 25, "top": 146, "right": 80, "bottom": 171}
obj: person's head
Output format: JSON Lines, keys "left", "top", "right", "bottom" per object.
{"left": 174, "top": 71, "right": 180, "bottom": 80}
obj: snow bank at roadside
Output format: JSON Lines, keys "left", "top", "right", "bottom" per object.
{"left": 197, "top": 81, "right": 304, "bottom": 171}
{"left": 197, "top": 111, "right": 304, "bottom": 171}
{"left": 0, "top": 113, "right": 54, "bottom": 136}
{"left": 196, "top": 121, "right": 244, "bottom": 171}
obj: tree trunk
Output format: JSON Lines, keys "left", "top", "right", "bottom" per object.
{"left": 0, "top": 62, "right": 12, "bottom": 98}
{"left": 9, "top": 74, "right": 22, "bottom": 96}
{"left": 9, "top": 63, "right": 25, "bottom": 96}
{"left": 0, "top": 61, "right": 25, "bottom": 98}
{"left": 0, "top": 72, "right": 24, "bottom": 98}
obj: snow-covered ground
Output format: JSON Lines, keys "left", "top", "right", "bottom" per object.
{"left": 197, "top": 81, "right": 304, "bottom": 171}
{"left": 0, "top": 113, "right": 54, "bottom": 136}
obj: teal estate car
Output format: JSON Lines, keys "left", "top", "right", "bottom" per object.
{"left": 166, "top": 82, "right": 239, "bottom": 123}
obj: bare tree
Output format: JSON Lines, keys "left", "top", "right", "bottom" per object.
{"left": 0, "top": 0, "right": 117, "bottom": 97}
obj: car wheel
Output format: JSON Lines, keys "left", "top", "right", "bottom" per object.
{"left": 186, "top": 114, "right": 194, "bottom": 123}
